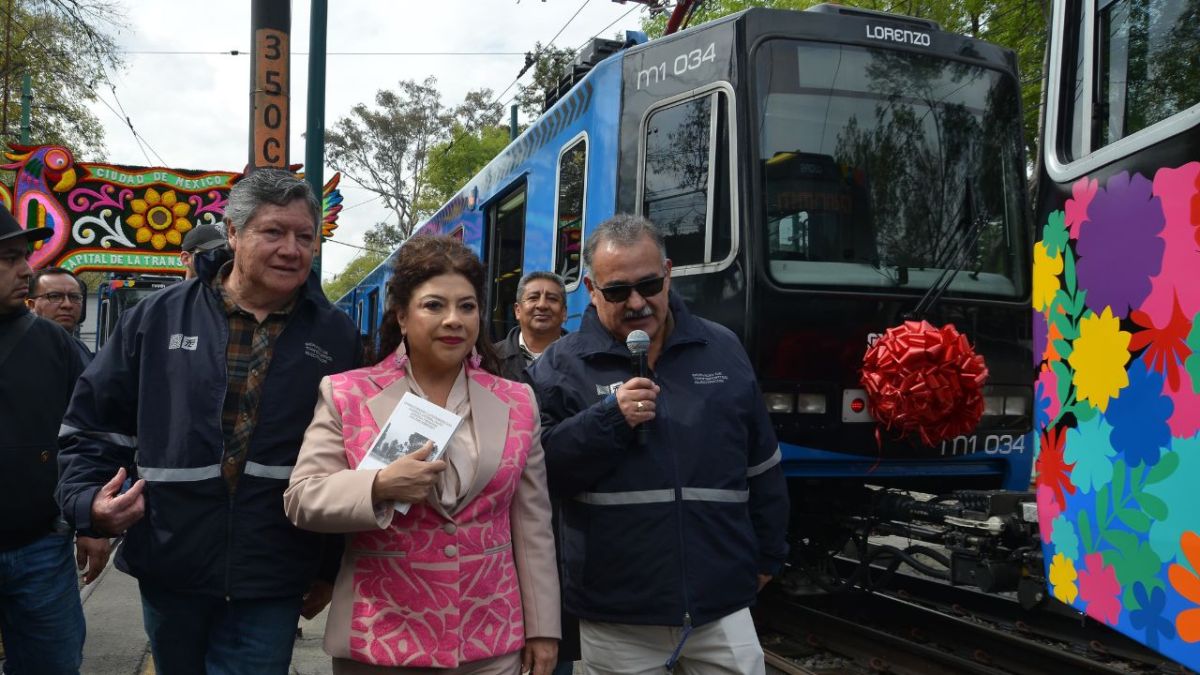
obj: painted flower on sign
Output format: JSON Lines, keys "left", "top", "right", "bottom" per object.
{"left": 1033, "top": 241, "right": 1063, "bottom": 313}
{"left": 1068, "top": 307, "right": 1132, "bottom": 413}
{"left": 1078, "top": 553, "right": 1121, "bottom": 626}
{"left": 1169, "top": 531, "right": 1200, "bottom": 643}
{"left": 1050, "top": 553, "right": 1078, "bottom": 603}
{"left": 127, "top": 188, "right": 192, "bottom": 250}
{"left": 1075, "top": 171, "right": 1165, "bottom": 319}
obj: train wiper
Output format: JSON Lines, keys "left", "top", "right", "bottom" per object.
{"left": 909, "top": 184, "right": 988, "bottom": 319}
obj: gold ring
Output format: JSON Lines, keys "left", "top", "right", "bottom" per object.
{"left": 636, "top": 401, "right": 645, "bottom": 412}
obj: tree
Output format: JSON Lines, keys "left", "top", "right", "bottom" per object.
{"left": 322, "top": 248, "right": 386, "bottom": 302}
{"left": 515, "top": 43, "right": 577, "bottom": 122}
{"left": 0, "top": 0, "right": 125, "bottom": 159}
{"left": 416, "top": 123, "right": 510, "bottom": 213}
{"left": 325, "top": 77, "right": 451, "bottom": 242}
{"left": 641, "top": 0, "right": 1048, "bottom": 162}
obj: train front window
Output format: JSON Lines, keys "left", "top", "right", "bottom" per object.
{"left": 755, "top": 40, "right": 1027, "bottom": 298}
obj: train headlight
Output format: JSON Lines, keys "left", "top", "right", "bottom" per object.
{"left": 983, "top": 395, "right": 1004, "bottom": 416}
{"left": 763, "top": 393, "right": 794, "bottom": 414}
{"left": 1003, "top": 395, "right": 1028, "bottom": 417}
{"left": 795, "top": 393, "right": 827, "bottom": 414}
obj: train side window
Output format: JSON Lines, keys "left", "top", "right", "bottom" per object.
{"left": 366, "top": 289, "right": 380, "bottom": 344}
{"left": 1095, "top": 0, "right": 1198, "bottom": 146}
{"left": 554, "top": 135, "right": 587, "bottom": 289}
{"left": 640, "top": 89, "right": 732, "bottom": 269}
{"left": 1052, "top": 0, "right": 1198, "bottom": 172}
{"left": 486, "top": 183, "right": 527, "bottom": 342}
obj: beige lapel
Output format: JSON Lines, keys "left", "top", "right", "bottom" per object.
{"left": 453, "top": 375, "right": 509, "bottom": 515}
{"left": 364, "top": 374, "right": 452, "bottom": 520}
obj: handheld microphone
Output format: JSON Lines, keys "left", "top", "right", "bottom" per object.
{"left": 626, "top": 330, "right": 651, "bottom": 446}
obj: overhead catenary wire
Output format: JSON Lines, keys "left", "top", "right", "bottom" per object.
{"left": 488, "top": 0, "right": 596, "bottom": 109}
{"left": 119, "top": 50, "right": 528, "bottom": 56}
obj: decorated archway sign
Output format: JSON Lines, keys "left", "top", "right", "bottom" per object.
{"left": 0, "top": 143, "right": 342, "bottom": 274}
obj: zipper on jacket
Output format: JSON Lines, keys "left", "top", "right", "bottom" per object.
{"left": 224, "top": 492, "right": 235, "bottom": 601}
{"left": 658, "top": 381, "right": 693, "bottom": 624}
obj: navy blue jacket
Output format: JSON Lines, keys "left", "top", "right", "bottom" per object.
{"left": 527, "top": 292, "right": 789, "bottom": 627}
{"left": 57, "top": 265, "right": 361, "bottom": 599}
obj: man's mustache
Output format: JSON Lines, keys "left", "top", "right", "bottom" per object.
{"left": 623, "top": 306, "right": 653, "bottom": 320}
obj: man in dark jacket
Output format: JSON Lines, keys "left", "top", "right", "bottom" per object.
{"left": 494, "top": 270, "right": 567, "bottom": 381}
{"left": 0, "top": 209, "right": 88, "bottom": 673}
{"left": 57, "top": 169, "right": 361, "bottom": 674}
{"left": 527, "top": 214, "right": 789, "bottom": 674}
{"left": 27, "top": 266, "right": 94, "bottom": 364}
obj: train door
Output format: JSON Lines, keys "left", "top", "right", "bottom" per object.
{"left": 485, "top": 182, "right": 527, "bottom": 342}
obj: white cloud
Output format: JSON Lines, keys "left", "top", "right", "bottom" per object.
{"left": 97, "top": 1, "right": 647, "bottom": 279}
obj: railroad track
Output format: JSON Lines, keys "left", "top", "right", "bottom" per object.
{"left": 756, "top": 585, "right": 1192, "bottom": 675}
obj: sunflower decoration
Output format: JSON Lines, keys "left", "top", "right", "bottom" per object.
{"left": 127, "top": 188, "right": 192, "bottom": 250}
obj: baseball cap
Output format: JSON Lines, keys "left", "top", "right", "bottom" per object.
{"left": 0, "top": 204, "right": 52, "bottom": 245}
{"left": 182, "top": 224, "right": 226, "bottom": 253}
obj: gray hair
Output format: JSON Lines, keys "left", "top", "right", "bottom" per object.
{"left": 516, "top": 271, "right": 566, "bottom": 302}
{"left": 224, "top": 168, "right": 320, "bottom": 233}
{"left": 582, "top": 214, "right": 666, "bottom": 269}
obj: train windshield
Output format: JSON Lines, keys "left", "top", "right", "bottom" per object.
{"left": 755, "top": 40, "right": 1027, "bottom": 298}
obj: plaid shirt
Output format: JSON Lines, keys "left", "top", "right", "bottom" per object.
{"left": 212, "top": 263, "right": 295, "bottom": 492}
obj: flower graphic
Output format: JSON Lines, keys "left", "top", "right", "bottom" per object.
{"left": 1065, "top": 177, "right": 1098, "bottom": 239}
{"left": 1037, "top": 484, "right": 1062, "bottom": 544}
{"left": 1064, "top": 415, "right": 1115, "bottom": 493}
{"left": 1146, "top": 436, "right": 1200, "bottom": 567}
{"left": 1036, "top": 424, "right": 1075, "bottom": 506}
{"left": 1129, "top": 293, "right": 1193, "bottom": 393}
{"left": 1068, "top": 307, "right": 1132, "bottom": 412}
{"left": 1129, "top": 582, "right": 1176, "bottom": 650}
{"left": 1187, "top": 314, "right": 1200, "bottom": 395}
{"left": 1168, "top": 531, "right": 1200, "bottom": 642}
{"left": 1033, "top": 241, "right": 1063, "bottom": 313}
{"left": 1107, "top": 359, "right": 1173, "bottom": 468}
{"left": 127, "top": 188, "right": 192, "bottom": 250}
{"left": 1075, "top": 171, "right": 1165, "bottom": 319}
{"left": 1051, "top": 514, "right": 1080, "bottom": 560}
{"left": 1034, "top": 310, "right": 1048, "bottom": 367}
{"left": 1036, "top": 367, "right": 1060, "bottom": 429}
{"left": 1079, "top": 553, "right": 1122, "bottom": 625}
{"left": 1050, "top": 553, "right": 1078, "bottom": 603}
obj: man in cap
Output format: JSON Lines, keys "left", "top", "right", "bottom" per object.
{"left": 0, "top": 207, "right": 90, "bottom": 672}
{"left": 179, "top": 222, "right": 227, "bottom": 279}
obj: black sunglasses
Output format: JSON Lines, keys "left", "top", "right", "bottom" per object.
{"left": 597, "top": 276, "right": 666, "bottom": 303}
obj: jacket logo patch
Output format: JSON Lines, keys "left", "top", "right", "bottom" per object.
{"left": 305, "top": 342, "right": 333, "bottom": 364}
{"left": 595, "top": 381, "right": 624, "bottom": 396}
{"left": 692, "top": 371, "right": 727, "bottom": 385}
{"left": 169, "top": 334, "right": 199, "bottom": 351}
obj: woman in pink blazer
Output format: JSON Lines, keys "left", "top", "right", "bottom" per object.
{"left": 284, "top": 236, "right": 560, "bottom": 674}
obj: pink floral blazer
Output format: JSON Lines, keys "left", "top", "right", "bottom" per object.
{"left": 284, "top": 351, "right": 560, "bottom": 669}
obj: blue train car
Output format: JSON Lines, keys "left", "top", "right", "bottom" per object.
{"left": 341, "top": 4, "right": 1037, "bottom": 590}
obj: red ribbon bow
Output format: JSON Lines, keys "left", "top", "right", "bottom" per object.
{"left": 860, "top": 320, "right": 988, "bottom": 447}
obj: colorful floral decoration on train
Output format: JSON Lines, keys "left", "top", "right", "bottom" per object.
{"left": 1035, "top": 161, "right": 1200, "bottom": 667}
{"left": 0, "top": 143, "right": 344, "bottom": 274}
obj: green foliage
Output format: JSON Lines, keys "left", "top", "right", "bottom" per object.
{"left": 515, "top": 43, "right": 578, "bottom": 122}
{"left": 642, "top": 0, "right": 1048, "bottom": 161}
{"left": 0, "top": 0, "right": 125, "bottom": 159}
{"left": 322, "top": 250, "right": 386, "bottom": 302}
{"left": 326, "top": 80, "right": 504, "bottom": 244}
{"left": 417, "top": 124, "right": 510, "bottom": 213}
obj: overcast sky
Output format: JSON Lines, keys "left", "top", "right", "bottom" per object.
{"left": 94, "top": 1, "right": 649, "bottom": 280}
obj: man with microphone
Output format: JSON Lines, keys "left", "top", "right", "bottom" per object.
{"left": 526, "top": 214, "right": 788, "bottom": 674}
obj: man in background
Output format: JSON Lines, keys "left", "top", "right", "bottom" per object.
{"left": 27, "top": 266, "right": 92, "bottom": 363}
{"left": 494, "top": 271, "right": 568, "bottom": 381}
{"left": 0, "top": 208, "right": 90, "bottom": 673}
{"left": 179, "top": 222, "right": 227, "bottom": 279}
